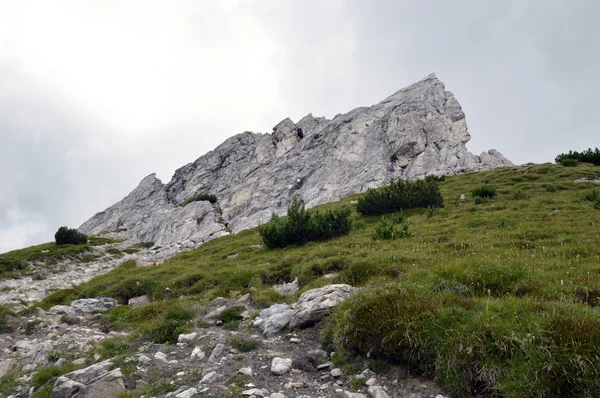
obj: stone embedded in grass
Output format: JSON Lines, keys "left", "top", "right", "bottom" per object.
{"left": 367, "top": 386, "right": 390, "bottom": 398}
{"left": 271, "top": 357, "right": 292, "bottom": 375}
{"left": 127, "top": 295, "right": 149, "bottom": 308}
{"left": 289, "top": 284, "right": 358, "bottom": 328}
{"left": 175, "top": 387, "right": 198, "bottom": 398}
{"left": 177, "top": 332, "right": 197, "bottom": 345}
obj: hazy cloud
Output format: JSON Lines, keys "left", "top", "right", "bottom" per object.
{"left": 1, "top": 0, "right": 599, "bottom": 252}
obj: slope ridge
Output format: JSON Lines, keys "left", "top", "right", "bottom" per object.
{"left": 79, "top": 74, "right": 512, "bottom": 247}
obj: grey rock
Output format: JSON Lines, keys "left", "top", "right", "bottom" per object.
{"left": 79, "top": 74, "right": 512, "bottom": 248}
{"left": 253, "top": 304, "right": 294, "bottom": 337}
{"left": 271, "top": 357, "right": 292, "bottom": 375}
{"left": 128, "top": 295, "right": 149, "bottom": 308}
{"left": 0, "top": 359, "right": 15, "bottom": 378}
{"left": 269, "top": 394, "right": 287, "bottom": 398}
{"left": 50, "top": 297, "right": 118, "bottom": 317}
{"left": 238, "top": 367, "right": 253, "bottom": 376}
{"left": 208, "top": 343, "right": 225, "bottom": 362}
{"left": 367, "top": 386, "right": 390, "bottom": 398}
{"left": 154, "top": 352, "right": 168, "bottom": 362}
{"left": 51, "top": 360, "right": 125, "bottom": 398}
{"left": 289, "top": 284, "right": 357, "bottom": 328}
{"left": 273, "top": 278, "right": 299, "bottom": 296}
{"left": 330, "top": 368, "right": 343, "bottom": 377}
{"left": 175, "top": 388, "right": 197, "bottom": 398}
{"left": 177, "top": 332, "right": 198, "bottom": 344}
{"left": 191, "top": 346, "right": 206, "bottom": 360}
{"left": 205, "top": 305, "right": 227, "bottom": 319}
{"left": 199, "top": 371, "right": 218, "bottom": 384}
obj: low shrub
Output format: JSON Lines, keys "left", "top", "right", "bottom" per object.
{"left": 555, "top": 147, "right": 600, "bottom": 166}
{"left": 356, "top": 179, "right": 444, "bottom": 216}
{"left": 560, "top": 158, "right": 578, "bottom": 167}
{"left": 260, "top": 197, "right": 352, "bottom": 249}
{"left": 582, "top": 189, "right": 600, "bottom": 210}
{"left": 323, "top": 286, "right": 600, "bottom": 397}
{"left": 55, "top": 226, "right": 87, "bottom": 245}
{"left": 372, "top": 216, "right": 412, "bottom": 240}
{"left": 182, "top": 193, "right": 218, "bottom": 206}
{"left": 511, "top": 189, "right": 530, "bottom": 200}
{"left": 217, "top": 306, "right": 245, "bottom": 323}
{"left": 471, "top": 185, "right": 497, "bottom": 199}
{"left": 231, "top": 337, "right": 261, "bottom": 352}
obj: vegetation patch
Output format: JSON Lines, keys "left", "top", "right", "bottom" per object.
{"left": 555, "top": 147, "right": 600, "bottom": 166}
{"left": 231, "top": 336, "right": 261, "bottom": 352}
{"left": 356, "top": 179, "right": 444, "bottom": 216}
{"left": 260, "top": 197, "right": 352, "bottom": 249}
{"left": 182, "top": 193, "right": 218, "bottom": 206}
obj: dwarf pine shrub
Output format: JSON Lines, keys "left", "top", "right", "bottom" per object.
{"left": 260, "top": 197, "right": 352, "bottom": 249}
{"left": 54, "top": 226, "right": 87, "bottom": 245}
{"left": 555, "top": 147, "right": 600, "bottom": 166}
{"left": 356, "top": 179, "right": 444, "bottom": 216}
{"left": 372, "top": 213, "right": 412, "bottom": 240}
{"left": 182, "top": 193, "right": 218, "bottom": 206}
{"left": 560, "top": 158, "right": 578, "bottom": 167}
{"left": 471, "top": 185, "right": 496, "bottom": 199}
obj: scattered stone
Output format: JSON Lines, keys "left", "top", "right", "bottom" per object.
{"left": 238, "top": 367, "right": 253, "bottom": 376}
{"left": 273, "top": 278, "right": 299, "bottom": 296}
{"left": 253, "top": 304, "right": 294, "bottom": 337}
{"left": 269, "top": 393, "right": 287, "bottom": 398}
{"left": 191, "top": 346, "right": 206, "bottom": 360}
{"left": 0, "top": 359, "right": 15, "bottom": 378}
{"left": 271, "top": 357, "right": 292, "bottom": 375}
{"left": 154, "top": 352, "right": 168, "bottom": 362}
{"left": 317, "top": 362, "right": 332, "bottom": 370}
{"left": 206, "top": 305, "right": 227, "bottom": 319}
{"left": 289, "top": 337, "right": 300, "bottom": 344}
{"left": 177, "top": 332, "right": 198, "bottom": 344}
{"left": 200, "top": 371, "right": 219, "bottom": 384}
{"left": 237, "top": 293, "right": 252, "bottom": 303}
{"left": 289, "top": 284, "right": 358, "bottom": 328}
{"left": 460, "top": 194, "right": 465, "bottom": 200}
{"left": 128, "top": 295, "right": 149, "bottom": 308}
{"left": 208, "top": 343, "right": 225, "bottom": 362}
{"left": 331, "top": 368, "right": 343, "bottom": 378}
{"left": 365, "top": 378, "right": 377, "bottom": 386}
{"left": 175, "top": 387, "right": 197, "bottom": 398}
{"left": 367, "top": 386, "right": 390, "bottom": 398}
{"left": 51, "top": 360, "right": 125, "bottom": 398}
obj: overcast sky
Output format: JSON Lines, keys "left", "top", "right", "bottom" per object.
{"left": 1, "top": 0, "right": 598, "bottom": 253}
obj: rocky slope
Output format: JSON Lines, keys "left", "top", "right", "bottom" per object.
{"left": 79, "top": 74, "right": 512, "bottom": 248}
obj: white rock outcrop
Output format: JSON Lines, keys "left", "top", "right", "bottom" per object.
{"left": 79, "top": 74, "right": 512, "bottom": 247}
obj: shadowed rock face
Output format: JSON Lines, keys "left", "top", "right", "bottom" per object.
{"left": 79, "top": 74, "right": 512, "bottom": 247}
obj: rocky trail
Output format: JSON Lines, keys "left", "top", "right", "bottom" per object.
{"left": 0, "top": 255, "right": 449, "bottom": 398}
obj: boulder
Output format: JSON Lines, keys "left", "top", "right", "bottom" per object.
{"left": 271, "top": 357, "right": 292, "bottom": 375}
{"left": 289, "top": 284, "right": 357, "bottom": 328}
{"left": 127, "top": 295, "right": 149, "bottom": 308}
{"left": 51, "top": 360, "right": 125, "bottom": 398}
{"left": 253, "top": 304, "right": 294, "bottom": 337}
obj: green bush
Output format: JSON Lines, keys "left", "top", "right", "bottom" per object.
{"left": 260, "top": 197, "right": 352, "bottom": 249}
{"left": 560, "top": 158, "right": 579, "bottom": 167}
{"left": 511, "top": 189, "right": 530, "bottom": 200}
{"left": 356, "top": 179, "right": 444, "bottom": 216}
{"left": 372, "top": 216, "right": 412, "bottom": 240}
{"left": 55, "top": 226, "right": 87, "bottom": 245}
{"left": 231, "top": 337, "right": 261, "bottom": 352}
{"left": 555, "top": 147, "right": 600, "bottom": 166}
{"left": 182, "top": 193, "right": 218, "bottom": 206}
{"left": 471, "top": 185, "right": 497, "bottom": 199}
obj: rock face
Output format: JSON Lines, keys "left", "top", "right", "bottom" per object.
{"left": 79, "top": 74, "right": 512, "bottom": 247}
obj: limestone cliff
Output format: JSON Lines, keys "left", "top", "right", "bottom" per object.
{"left": 79, "top": 74, "right": 512, "bottom": 247}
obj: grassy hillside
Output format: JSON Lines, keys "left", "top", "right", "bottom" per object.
{"left": 24, "top": 163, "right": 600, "bottom": 396}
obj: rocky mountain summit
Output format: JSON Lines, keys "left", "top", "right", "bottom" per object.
{"left": 79, "top": 74, "right": 512, "bottom": 248}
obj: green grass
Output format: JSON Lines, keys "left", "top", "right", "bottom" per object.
{"left": 24, "top": 162, "right": 600, "bottom": 397}
{"left": 231, "top": 337, "right": 262, "bottom": 352}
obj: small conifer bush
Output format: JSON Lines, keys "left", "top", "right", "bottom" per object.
{"left": 54, "top": 226, "right": 87, "bottom": 245}
{"left": 471, "top": 185, "right": 497, "bottom": 199}
{"left": 560, "top": 158, "right": 578, "bottom": 167}
{"left": 182, "top": 193, "right": 218, "bottom": 206}
{"left": 356, "top": 179, "right": 444, "bottom": 216}
{"left": 555, "top": 147, "right": 600, "bottom": 166}
{"left": 260, "top": 197, "right": 352, "bottom": 249}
